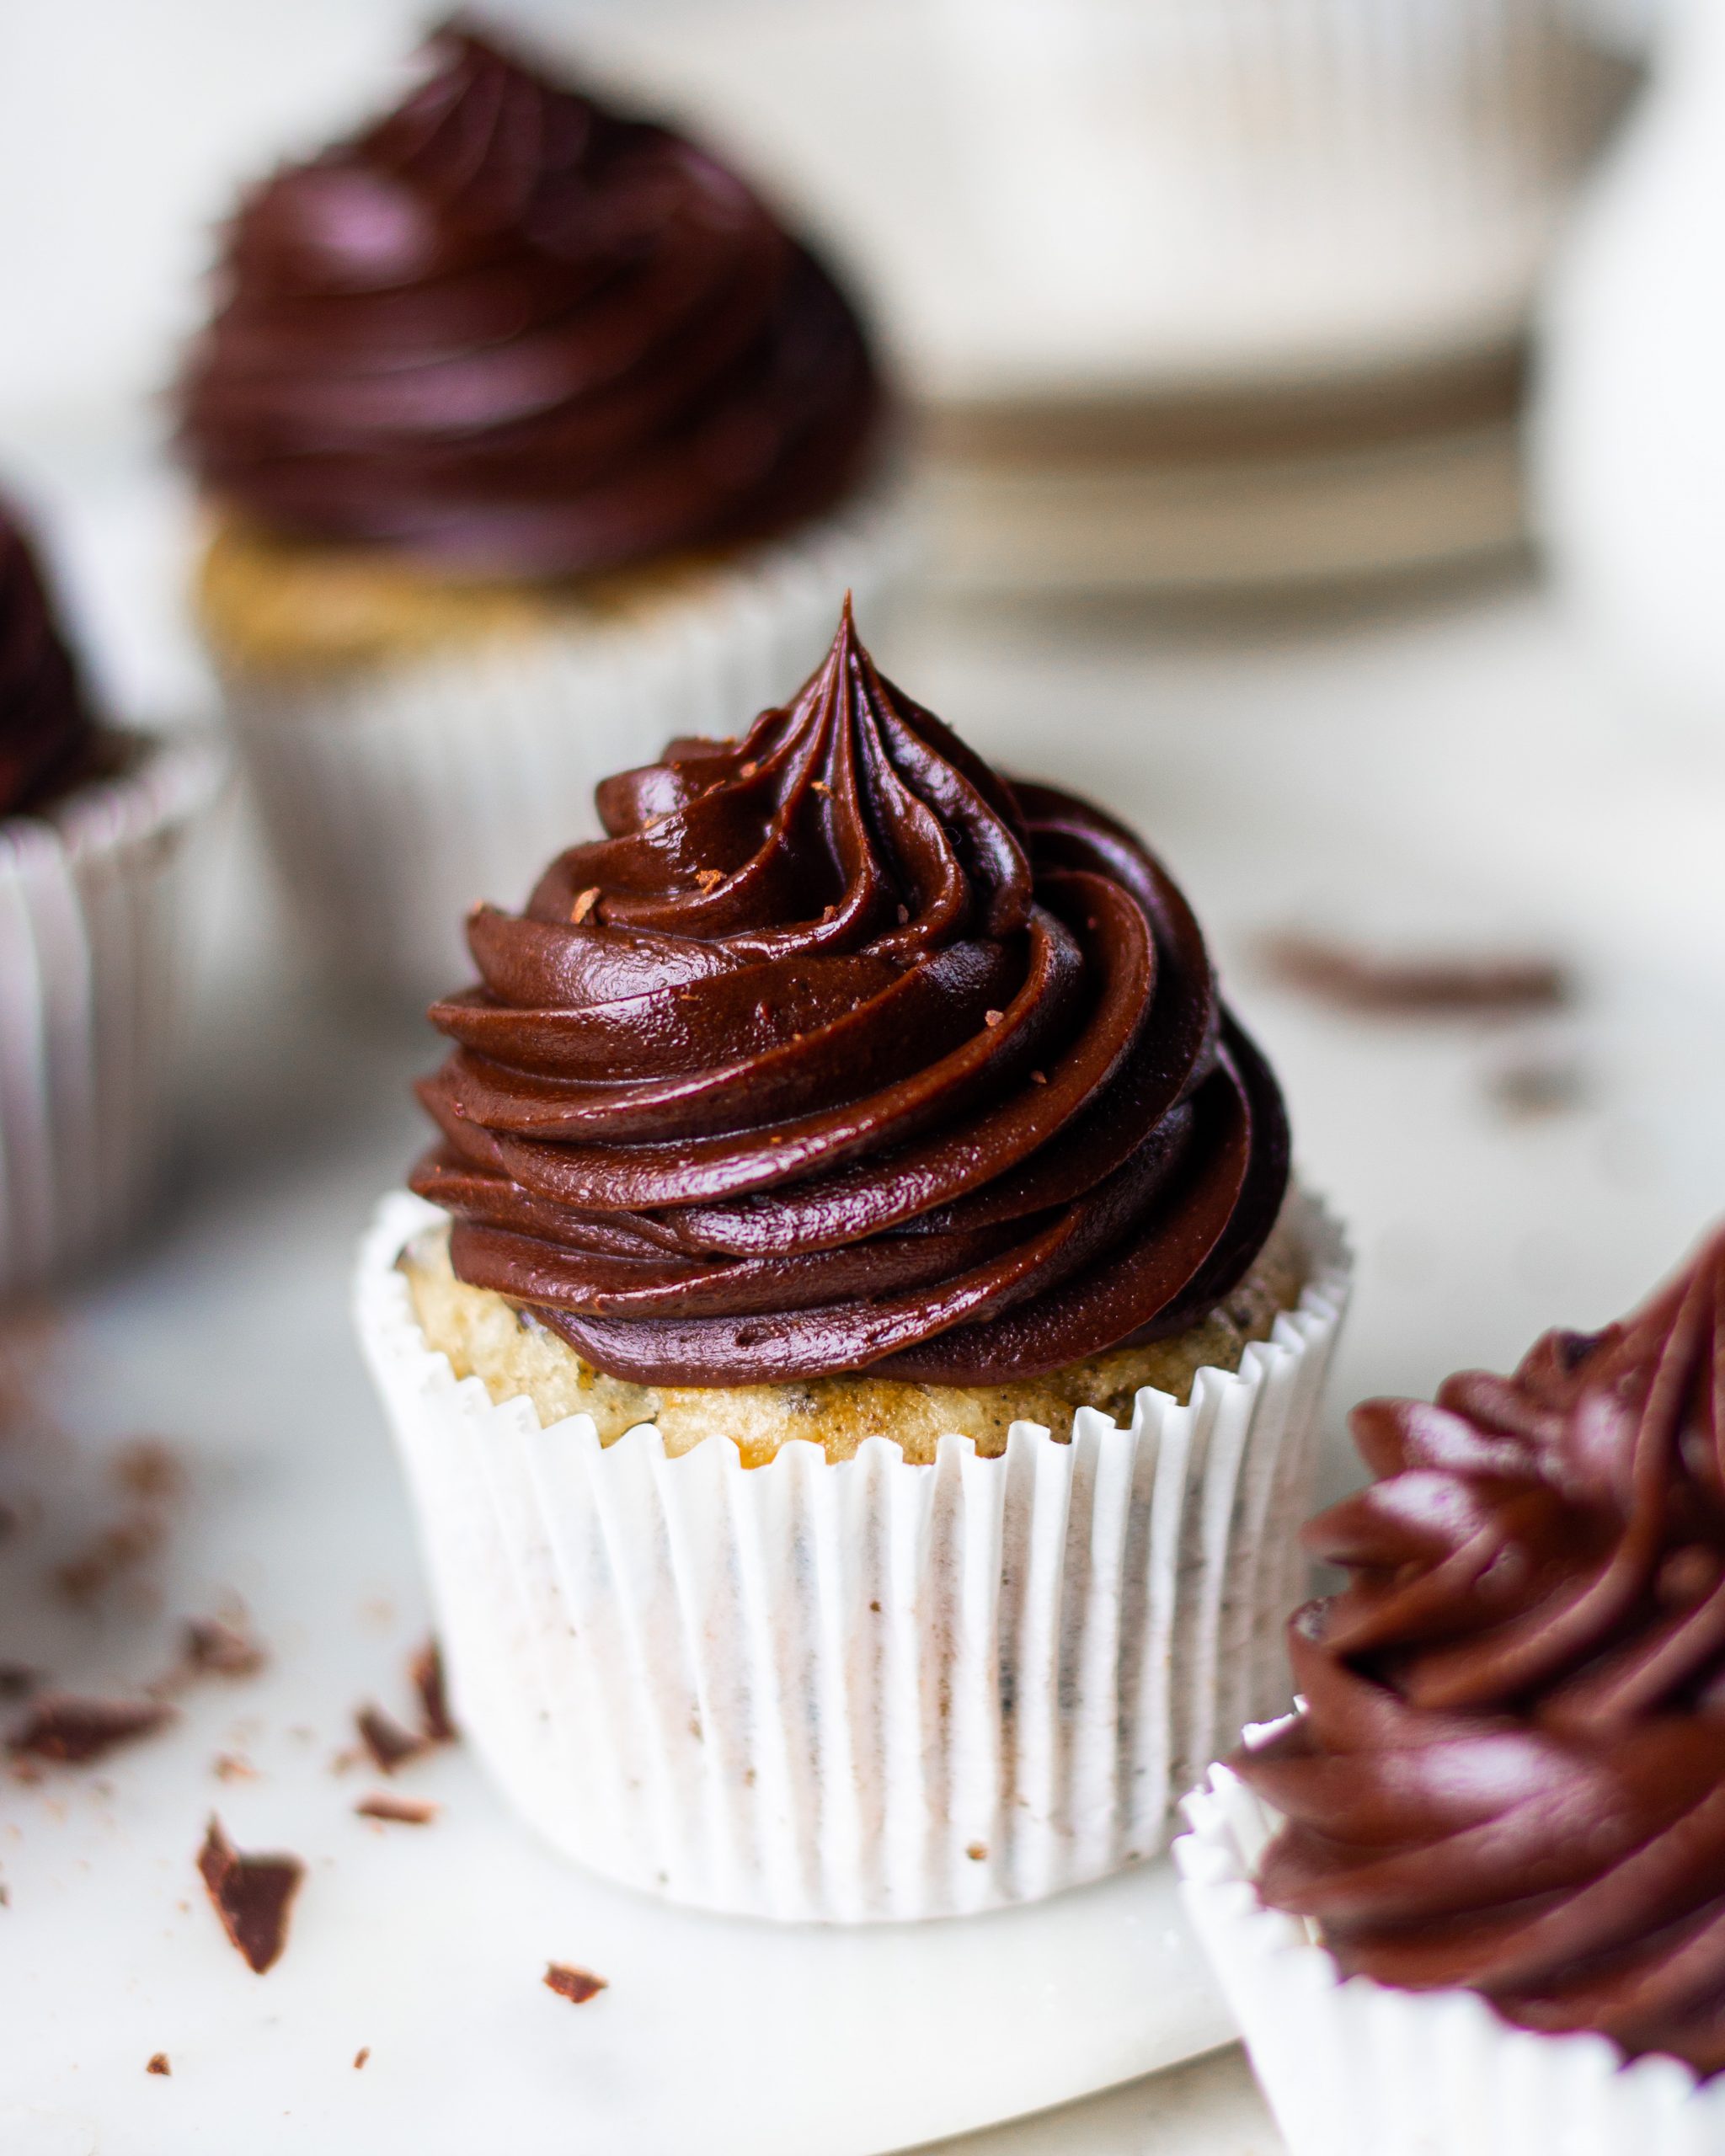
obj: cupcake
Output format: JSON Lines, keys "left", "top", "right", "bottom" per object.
{"left": 355, "top": 601, "right": 1349, "bottom": 1921}
{"left": 178, "top": 20, "right": 903, "bottom": 1001}
{"left": 0, "top": 491, "right": 224, "bottom": 1298}
{"left": 1178, "top": 1228, "right": 1725, "bottom": 2153}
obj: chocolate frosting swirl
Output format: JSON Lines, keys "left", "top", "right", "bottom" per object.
{"left": 1240, "top": 1230, "right": 1725, "bottom": 2071}
{"left": 178, "top": 21, "right": 883, "bottom": 577}
{"left": 410, "top": 603, "right": 1288, "bottom": 1386}
{"left": 0, "top": 494, "right": 95, "bottom": 819}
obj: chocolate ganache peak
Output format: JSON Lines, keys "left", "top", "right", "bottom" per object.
{"left": 411, "top": 602, "right": 1289, "bottom": 1387}
{"left": 1239, "top": 1227, "right": 1725, "bottom": 2071}
{"left": 0, "top": 492, "right": 96, "bottom": 819}
{"left": 178, "top": 19, "right": 883, "bottom": 576}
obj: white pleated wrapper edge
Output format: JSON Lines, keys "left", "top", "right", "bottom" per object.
{"left": 1176, "top": 1729, "right": 1725, "bottom": 2156}
{"left": 217, "top": 483, "right": 912, "bottom": 1005}
{"left": 0, "top": 731, "right": 227, "bottom": 1299}
{"left": 355, "top": 1186, "right": 1349, "bottom": 1923}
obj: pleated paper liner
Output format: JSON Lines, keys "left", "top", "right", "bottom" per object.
{"left": 213, "top": 482, "right": 913, "bottom": 1006}
{"left": 1176, "top": 1729, "right": 1725, "bottom": 2156}
{"left": 0, "top": 729, "right": 227, "bottom": 1299}
{"left": 356, "top": 1187, "right": 1349, "bottom": 1924}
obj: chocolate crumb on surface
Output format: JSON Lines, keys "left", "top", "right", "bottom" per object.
{"left": 354, "top": 2047, "right": 371, "bottom": 2070}
{"left": 354, "top": 1704, "right": 425, "bottom": 1774}
{"left": 410, "top": 1641, "right": 456, "bottom": 1746}
{"left": 52, "top": 1512, "right": 166, "bottom": 1604}
{"left": 544, "top": 1962, "right": 607, "bottom": 2004}
{"left": 147, "top": 2052, "right": 171, "bottom": 2076}
{"left": 198, "top": 1817, "right": 303, "bottom": 1974}
{"left": 8, "top": 1694, "right": 174, "bottom": 1764}
{"left": 0, "top": 1662, "right": 38, "bottom": 1700}
{"left": 111, "top": 1438, "right": 186, "bottom": 1502}
{"left": 355, "top": 1792, "right": 439, "bottom": 1825}
{"left": 180, "top": 1615, "right": 268, "bottom": 1681}
{"left": 1260, "top": 931, "right": 1570, "bottom": 1017}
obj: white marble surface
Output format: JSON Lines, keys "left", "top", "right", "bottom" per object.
{"left": 3, "top": 424, "right": 1723, "bottom": 2149}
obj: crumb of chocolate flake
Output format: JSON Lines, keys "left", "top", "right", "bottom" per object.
{"left": 1482, "top": 1051, "right": 1587, "bottom": 1120}
{"left": 410, "top": 1641, "right": 456, "bottom": 1746}
{"left": 0, "top": 1663, "right": 38, "bottom": 1700}
{"left": 180, "top": 1615, "right": 268, "bottom": 1682}
{"left": 52, "top": 1510, "right": 166, "bottom": 1604}
{"left": 8, "top": 1694, "right": 174, "bottom": 1765}
{"left": 354, "top": 1704, "right": 425, "bottom": 1775}
{"left": 354, "top": 2047, "right": 371, "bottom": 2070}
{"left": 147, "top": 2052, "right": 170, "bottom": 2076}
{"left": 198, "top": 1817, "right": 303, "bottom": 1975}
{"left": 543, "top": 1962, "right": 607, "bottom": 2004}
{"left": 965, "top": 1841, "right": 988, "bottom": 1862}
{"left": 1259, "top": 931, "right": 1570, "bottom": 1017}
{"left": 1, "top": 1881, "right": 10, "bottom": 1907}
{"left": 212, "top": 1753, "right": 258, "bottom": 1784}
{"left": 355, "top": 1792, "right": 439, "bottom": 1825}
{"left": 111, "top": 1438, "right": 186, "bottom": 1502}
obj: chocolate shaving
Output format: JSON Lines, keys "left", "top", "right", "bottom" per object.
{"left": 147, "top": 2052, "right": 170, "bottom": 2076}
{"left": 8, "top": 1694, "right": 174, "bottom": 1764}
{"left": 111, "top": 1438, "right": 185, "bottom": 1502}
{"left": 354, "top": 2047, "right": 371, "bottom": 2070}
{"left": 355, "top": 1792, "right": 439, "bottom": 1825}
{"left": 354, "top": 1704, "right": 425, "bottom": 1774}
{"left": 1261, "top": 931, "right": 1569, "bottom": 1017}
{"left": 543, "top": 1962, "right": 608, "bottom": 2004}
{"left": 53, "top": 1512, "right": 165, "bottom": 1603}
{"left": 181, "top": 1616, "right": 267, "bottom": 1681}
{"left": 410, "top": 1641, "right": 456, "bottom": 1745}
{"left": 198, "top": 1817, "right": 302, "bottom": 1974}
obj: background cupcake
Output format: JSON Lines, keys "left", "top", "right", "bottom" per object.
{"left": 0, "top": 490, "right": 223, "bottom": 1298}
{"left": 356, "top": 601, "right": 1350, "bottom": 1922}
{"left": 1178, "top": 1226, "right": 1725, "bottom": 2155}
{"left": 178, "top": 20, "right": 905, "bottom": 1002}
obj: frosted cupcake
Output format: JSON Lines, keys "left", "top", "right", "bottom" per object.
{"left": 355, "top": 602, "right": 1348, "bottom": 1920}
{"left": 0, "top": 492, "right": 223, "bottom": 1297}
{"left": 178, "top": 22, "right": 901, "bottom": 1000}
{"left": 1178, "top": 1227, "right": 1725, "bottom": 2154}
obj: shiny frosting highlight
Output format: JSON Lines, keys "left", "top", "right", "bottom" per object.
{"left": 412, "top": 604, "right": 1289, "bottom": 1386}
{"left": 1241, "top": 1230, "right": 1725, "bottom": 2071}
{"left": 179, "top": 22, "right": 882, "bottom": 576}
{"left": 0, "top": 494, "right": 95, "bottom": 819}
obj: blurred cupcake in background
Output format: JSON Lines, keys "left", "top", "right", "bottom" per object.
{"left": 1178, "top": 1225, "right": 1725, "bottom": 2155}
{"left": 0, "top": 491, "right": 224, "bottom": 1299}
{"left": 355, "top": 600, "right": 1350, "bottom": 1923}
{"left": 178, "top": 19, "right": 903, "bottom": 1002}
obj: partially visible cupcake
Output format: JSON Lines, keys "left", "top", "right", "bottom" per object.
{"left": 0, "top": 492, "right": 224, "bottom": 1297}
{"left": 355, "top": 600, "right": 1349, "bottom": 1921}
{"left": 179, "top": 19, "right": 903, "bottom": 1001}
{"left": 1178, "top": 1227, "right": 1725, "bottom": 2155}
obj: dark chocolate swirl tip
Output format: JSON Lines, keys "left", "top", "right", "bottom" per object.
{"left": 412, "top": 600, "right": 1288, "bottom": 1387}
{"left": 179, "top": 19, "right": 884, "bottom": 576}
{"left": 1240, "top": 1226, "right": 1725, "bottom": 2074}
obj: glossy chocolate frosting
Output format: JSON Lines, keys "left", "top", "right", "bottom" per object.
{"left": 179, "top": 21, "right": 882, "bottom": 576}
{"left": 0, "top": 494, "right": 95, "bottom": 819}
{"left": 1240, "top": 1230, "right": 1725, "bottom": 2071}
{"left": 410, "top": 603, "right": 1288, "bottom": 1386}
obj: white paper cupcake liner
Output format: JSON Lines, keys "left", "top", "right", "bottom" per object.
{"left": 926, "top": 0, "right": 1624, "bottom": 391}
{"left": 1176, "top": 1726, "right": 1725, "bottom": 2156}
{"left": 215, "top": 482, "right": 913, "bottom": 1006}
{"left": 0, "top": 731, "right": 227, "bottom": 1300}
{"left": 354, "top": 1187, "right": 1350, "bottom": 1923}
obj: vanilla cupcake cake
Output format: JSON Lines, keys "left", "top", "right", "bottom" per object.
{"left": 179, "top": 23, "right": 902, "bottom": 999}
{"left": 357, "top": 603, "right": 1348, "bottom": 1920}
